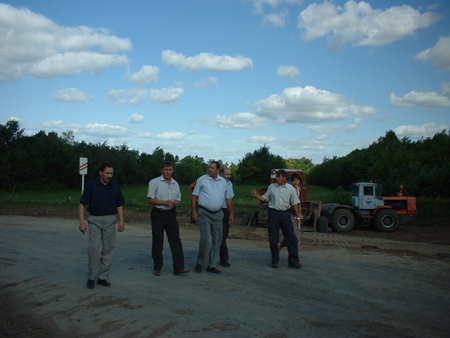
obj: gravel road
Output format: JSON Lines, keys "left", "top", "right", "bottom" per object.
{"left": 1, "top": 215, "right": 449, "bottom": 337}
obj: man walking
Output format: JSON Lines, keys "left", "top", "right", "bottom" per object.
{"left": 219, "top": 167, "right": 234, "bottom": 268}
{"left": 79, "top": 162, "right": 126, "bottom": 289}
{"left": 192, "top": 161, "right": 234, "bottom": 273}
{"left": 251, "top": 169, "right": 302, "bottom": 269}
{"left": 147, "top": 161, "right": 189, "bottom": 276}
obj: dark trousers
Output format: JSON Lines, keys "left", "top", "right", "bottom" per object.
{"left": 267, "top": 209, "right": 299, "bottom": 265}
{"left": 220, "top": 207, "right": 230, "bottom": 264}
{"left": 151, "top": 209, "right": 185, "bottom": 271}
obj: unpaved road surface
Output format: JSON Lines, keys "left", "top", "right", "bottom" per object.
{"left": 1, "top": 215, "right": 450, "bottom": 338}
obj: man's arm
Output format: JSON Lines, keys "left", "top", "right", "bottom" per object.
{"left": 117, "top": 206, "right": 124, "bottom": 232}
{"left": 147, "top": 197, "right": 179, "bottom": 208}
{"left": 191, "top": 194, "right": 199, "bottom": 222}
{"left": 226, "top": 198, "right": 234, "bottom": 224}
{"left": 78, "top": 203, "right": 87, "bottom": 234}
{"left": 251, "top": 188, "right": 266, "bottom": 202}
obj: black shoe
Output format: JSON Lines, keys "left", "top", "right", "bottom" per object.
{"left": 220, "top": 262, "right": 231, "bottom": 267}
{"left": 86, "top": 279, "right": 95, "bottom": 289}
{"left": 97, "top": 279, "right": 111, "bottom": 286}
{"left": 194, "top": 263, "right": 202, "bottom": 273}
{"left": 206, "top": 267, "right": 221, "bottom": 273}
{"left": 288, "top": 262, "right": 302, "bottom": 269}
{"left": 271, "top": 263, "right": 279, "bottom": 269}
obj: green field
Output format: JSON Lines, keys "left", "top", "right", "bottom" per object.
{"left": 1, "top": 184, "right": 449, "bottom": 227}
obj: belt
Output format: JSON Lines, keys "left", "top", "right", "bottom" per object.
{"left": 153, "top": 207, "right": 175, "bottom": 213}
{"left": 199, "top": 205, "right": 221, "bottom": 214}
{"left": 269, "top": 208, "right": 289, "bottom": 212}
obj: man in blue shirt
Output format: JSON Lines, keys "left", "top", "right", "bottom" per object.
{"left": 192, "top": 161, "right": 233, "bottom": 273}
{"left": 219, "top": 167, "right": 234, "bottom": 268}
{"left": 79, "top": 163, "right": 125, "bottom": 289}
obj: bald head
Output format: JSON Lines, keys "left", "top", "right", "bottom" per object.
{"left": 220, "top": 167, "right": 231, "bottom": 181}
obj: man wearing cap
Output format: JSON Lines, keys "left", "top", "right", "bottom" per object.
{"left": 251, "top": 169, "right": 302, "bottom": 269}
{"left": 192, "top": 161, "right": 234, "bottom": 273}
{"left": 147, "top": 161, "right": 189, "bottom": 277}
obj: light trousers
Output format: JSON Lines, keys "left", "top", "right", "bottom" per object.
{"left": 196, "top": 208, "right": 223, "bottom": 268}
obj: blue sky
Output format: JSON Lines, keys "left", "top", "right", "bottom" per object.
{"left": 1, "top": 0, "right": 449, "bottom": 165}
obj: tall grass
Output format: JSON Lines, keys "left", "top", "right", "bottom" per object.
{"left": 1, "top": 184, "right": 448, "bottom": 226}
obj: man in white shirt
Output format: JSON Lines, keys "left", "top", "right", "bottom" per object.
{"left": 251, "top": 169, "right": 301, "bottom": 269}
{"left": 192, "top": 161, "right": 234, "bottom": 273}
{"left": 219, "top": 167, "right": 234, "bottom": 267}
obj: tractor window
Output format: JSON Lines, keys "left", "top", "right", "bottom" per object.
{"left": 363, "top": 186, "right": 374, "bottom": 196}
{"left": 375, "top": 185, "right": 383, "bottom": 200}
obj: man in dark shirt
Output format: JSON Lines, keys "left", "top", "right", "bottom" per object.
{"left": 79, "top": 162, "right": 126, "bottom": 289}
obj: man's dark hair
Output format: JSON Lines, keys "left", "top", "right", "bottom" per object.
{"left": 160, "top": 161, "right": 174, "bottom": 169}
{"left": 100, "top": 162, "right": 113, "bottom": 172}
{"left": 276, "top": 169, "right": 287, "bottom": 177}
{"left": 210, "top": 161, "right": 220, "bottom": 170}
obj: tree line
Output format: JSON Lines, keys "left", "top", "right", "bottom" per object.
{"left": 1, "top": 120, "right": 449, "bottom": 198}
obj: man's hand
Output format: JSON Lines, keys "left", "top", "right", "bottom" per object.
{"left": 118, "top": 222, "right": 125, "bottom": 232}
{"left": 79, "top": 221, "right": 87, "bottom": 234}
{"left": 229, "top": 214, "right": 234, "bottom": 224}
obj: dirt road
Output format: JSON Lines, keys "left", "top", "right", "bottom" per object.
{"left": 1, "top": 215, "right": 449, "bottom": 337}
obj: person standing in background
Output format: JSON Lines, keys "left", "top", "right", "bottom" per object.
{"left": 219, "top": 167, "right": 234, "bottom": 268}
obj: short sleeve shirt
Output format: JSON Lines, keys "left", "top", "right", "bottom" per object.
{"left": 147, "top": 175, "right": 181, "bottom": 211}
{"left": 192, "top": 174, "right": 231, "bottom": 212}
{"left": 80, "top": 177, "right": 126, "bottom": 216}
{"left": 262, "top": 182, "right": 300, "bottom": 210}
{"left": 221, "top": 181, "right": 235, "bottom": 209}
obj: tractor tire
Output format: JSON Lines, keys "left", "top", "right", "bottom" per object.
{"left": 374, "top": 209, "right": 400, "bottom": 232}
{"left": 318, "top": 216, "right": 328, "bottom": 233}
{"left": 330, "top": 208, "right": 355, "bottom": 233}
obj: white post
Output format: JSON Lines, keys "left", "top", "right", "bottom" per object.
{"left": 79, "top": 157, "right": 88, "bottom": 194}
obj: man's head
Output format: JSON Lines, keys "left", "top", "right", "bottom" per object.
{"left": 220, "top": 167, "right": 231, "bottom": 182}
{"left": 208, "top": 161, "right": 220, "bottom": 179}
{"left": 160, "top": 161, "right": 174, "bottom": 181}
{"left": 275, "top": 169, "right": 287, "bottom": 186}
{"left": 99, "top": 163, "right": 113, "bottom": 185}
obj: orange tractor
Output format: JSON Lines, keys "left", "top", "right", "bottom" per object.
{"left": 248, "top": 169, "right": 322, "bottom": 232}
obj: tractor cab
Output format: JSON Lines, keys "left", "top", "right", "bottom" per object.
{"left": 350, "top": 182, "right": 384, "bottom": 210}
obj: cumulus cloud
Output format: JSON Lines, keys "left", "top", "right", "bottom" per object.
{"left": 297, "top": 0, "right": 439, "bottom": 50}
{"left": 0, "top": 4, "right": 131, "bottom": 81}
{"left": 194, "top": 77, "right": 219, "bottom": 88}
{"left": 124, "top": 65, "right": 159, "bottom": 85}
{"left": 306, "top": 117, "right": 363, "bottom": 134}
{"left": 127, "top": 113, "right": 146, "bottom": 123}
{"left": 205, "top": 112, "right": 269, "bottom": 129}
{"left": 390, "top": 82, "right": 450, "bottom": 108}
{"left": 156, "top": 132, "right": 186, "bottom": 141}
{"left": 254, "top": 86, "right": 378, "bottom": 123}
{"left": 415, "top": 36, "right": 450, "bottom": 71}
{"left": 250, "top": 0, "right": 302, "bottom": 14}
{"left": 161, "top": 50, "right": 253, "bottom": 72}
{"left": 281, "top": 138, "right": 327, "bottom": 151}
{"left": 52, "top": 88, "right": 93, "bottom": 104}
{"left": 277, "top": 65, "right": 301, "bottom": 78}
{"left": 108, "top": 87, "right": 149, "bottom": 105}
{"left": 41, "top": 120, "right": 130, "bottom": 138}
{"left": 149, "top": 87, "right": 184, "bottom": 106}
{"left": 248, "top": 136, "right": 277, "bottom": 143}
{"left": 394, "top": 122, "right": 449, "bottom": 139}
{"left": 263, "top": 11, "right": 288, "bottom": 27}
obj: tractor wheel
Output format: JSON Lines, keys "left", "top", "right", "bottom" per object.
{"left": 330, "top": 208, "right": 355, "bottom": 233}
{"left": 374, "top": 209, "right": 399, "bottom": 232}
{"left": 318, "top": 216, "right": 328, "bottom": 233}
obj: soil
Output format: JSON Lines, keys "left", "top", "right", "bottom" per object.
{"left": 1, "top": 208, "right": 449, "bottom": 337}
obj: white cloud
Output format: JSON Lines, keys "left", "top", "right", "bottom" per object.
{"left": 248, "top": 136, "right": 277, "bottom": 143}
{"left": 108, "top": 87, "right": 149, "bottom": 105}
{"left": 149, "top": 87, "right": 184, "bottom": 106}
{"left": 127, "top": 113, "right": 146, "bottom": 123}
{"left": 297, "top": 0, "right": 439, "bottom": 50}
{"left": 124, "top": 65, "right": 160, "bottom": 85}
{"left": 263, "top": 11, "right": 288, "bottom": 27}
{"left": 52, "top": 88, "right": 93, "bottom": 104}
{"left": 138, "top": 132, "right": 152, "bottom": 138}
{"left": 156, "top": 132, "right": 186, "bottom": 141}
{"left": 194, "top": 77, "right": 219, "bottom": 88}
{"left": 390, "top": 83, "right": 450, "bottom": 108}
{"left": 305, "top": 117, "right": 363, "bottom": 134}
{"left": 415, "top": 36, "right": 450, "bottom": 71}
{"left": 394, "top": 122, "right": 449, "bottom": 139}
{"left": 206, "top": 112, "right": 269, "bottom": 129}
{"left": 129, "top": 87, "right": 149, "bottom": 105}
{"left": 282, "top": 138, "right": 327, "bottom": 151}
{"left": 0, "top": 4, "right": 131, "bottom": 81}
{"left": 254, "top": 86, "right": 378, "bottom": 123}
{"left": 250, "top": 0, "right": 302, "bottom": 14}
{"left": 41, "top": 120, "right": 130, "bottom": 138}
{"left": 161, "top": 50, "right": 253, "bottom": 72}
{"left": 277, "top": 65, "right": 301, "bottom": 78}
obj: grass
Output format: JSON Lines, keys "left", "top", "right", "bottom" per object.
{"left": 1, "top": 184, "right": 448, "bottom": 227}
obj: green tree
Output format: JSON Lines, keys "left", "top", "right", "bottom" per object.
{"left": 285, "top": 158, "right": 315, "bottom": 174}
